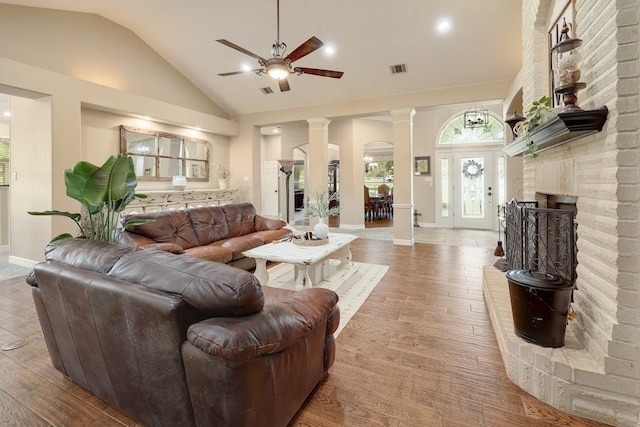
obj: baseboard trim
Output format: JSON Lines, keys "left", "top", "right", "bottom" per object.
{"left": 9, "top": 255, "right": 37, "bottom": 270}
{"left": 393, "top": 238, "right": 414, "bottom": 246}
{"left": 339, "top": 224, "right": 366, "bottom": 230}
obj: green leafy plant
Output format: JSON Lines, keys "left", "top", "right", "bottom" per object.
{"left": 218, "top": 165, "right": 231, "bottom": 179}
{"left": 523, "top": 95, "right": 552, "bottom": 134}
{"left": 526, "top": 141, "right": 539, "bottom": 158}
{"left": 302, "top": 191, "right": 340, "bottom": 218}
{"left": 28, "top": 154, "right": 149, "bottom": 243}
{"left": 522, "top": 95, "right": 552, "bottom": 158}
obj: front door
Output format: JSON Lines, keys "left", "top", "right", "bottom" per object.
{"left": 437, "top": 151, "right": 495, "bottom": 229}
{"left": 453, "top": 152, "right": 493, "bottom": 229}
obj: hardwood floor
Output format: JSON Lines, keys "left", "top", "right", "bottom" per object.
{"left": 0, "top": 238, "right": 610, "bottom": 426}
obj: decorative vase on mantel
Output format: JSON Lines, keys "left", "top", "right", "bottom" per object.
{"left": 314, "top": 217, "right": 329, "bottom": 240}
{"left": 218, "top": 178, "right": 229, "bottom": 190}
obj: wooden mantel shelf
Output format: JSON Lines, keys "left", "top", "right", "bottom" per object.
{"left": 503, "top": 106, "right": 609, "bottom": 157}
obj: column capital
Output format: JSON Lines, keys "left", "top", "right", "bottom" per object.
{"left": 306, "top": 117, "right": 331, "bottom": 129}
{"left": 390, "top": 108, "right": 416, "bottom": 122}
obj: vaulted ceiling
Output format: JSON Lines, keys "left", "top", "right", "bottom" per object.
{"left": 0, "top": 0, "right": 522, "bottom": 118}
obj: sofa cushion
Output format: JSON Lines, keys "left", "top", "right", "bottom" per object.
{"left": 43, "top": 237, "right": 134, "bottom": 274}
{"left": 187, "top": 206, "right": 231, "bottom": 245}
{"left": 43, "top": 239, "right": 264, "bottom": 317}
{"left": 221, "top": 203, "right": 256, "bottom": 237}
{"left": 111, "top": 249, "right": 263, "bottom": 317}
{"left": 182, "top": 245, "right": 234, "bottom": 264}
{"left": 123, "top": 210, "right": 199, "bottom": 249}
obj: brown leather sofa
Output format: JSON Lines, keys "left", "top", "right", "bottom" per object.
{"left": 117, "top": 203, "right": 291, "bottom": 270}
{"left": 27, "top": 238, "right": 340, "bottom": 427}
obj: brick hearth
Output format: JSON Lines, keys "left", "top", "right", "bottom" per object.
{"left": 483, "top": 265, "right": 637, "bottom": 426}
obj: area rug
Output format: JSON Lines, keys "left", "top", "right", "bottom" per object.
{"left": 264, "top": 261, "right": 389, "bottom": 336}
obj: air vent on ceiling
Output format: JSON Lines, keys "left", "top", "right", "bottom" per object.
{"left": 390, "top": 64, "right": 408, "bottom": 74}
{"left": 260, "top": 87, "right": 274, "bottom": 94}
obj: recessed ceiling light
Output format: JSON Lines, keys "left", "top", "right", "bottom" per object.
{"left": 437, "top": 19, "right": 452, "bottom": 33}
{"left": 324, "top": 45, "right": 335, "bottom": 56}
{"left": 241, "top": 64, "right": 252, "bottom": 72}
{"left": 3, "top": 111, "right": 10, "bottom": 117}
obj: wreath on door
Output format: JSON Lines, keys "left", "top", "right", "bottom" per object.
{"left": 462, "top": 160, "right": 484, "bottom": 179}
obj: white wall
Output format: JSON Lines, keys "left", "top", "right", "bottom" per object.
{"left": 10, "top": 96, "right": 53, "bottom": 264}
{"left": 0, "top": 4, "right": 227, "bottom": 118}
{"left": 0, "top": 6, "right": 237, "bottom": 263}
{"left": 81, "top": 108, "right": 230, "bottom": 192}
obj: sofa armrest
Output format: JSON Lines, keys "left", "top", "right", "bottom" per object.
{"left": 187, "top": 287, "right": 338, "bottom": 361}
{"left": 26, "top": 270, "right": 38, "bottom": 287}
{"left": 139, "top": 242, "right": 185, "bottom": 254}
{"left": 116, "top": 230, "right": 157, "bottom": 247}
{"left": 254, "top": 215, "right": 287, "bottom": 231}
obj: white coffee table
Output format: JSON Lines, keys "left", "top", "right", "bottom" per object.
{"left": 243, "top": 233, "right": 357, "bottom": 290}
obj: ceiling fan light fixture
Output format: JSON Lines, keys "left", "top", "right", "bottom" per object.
{"left": 216, "top": 0, "right": 343, "bottom": 90}
{"left": 267, "top": 63, "right": 290, "bottom": 80}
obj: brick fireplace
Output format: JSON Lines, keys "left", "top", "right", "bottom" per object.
{"left": 483, "top": 1, "right": 640, "bottom": 426}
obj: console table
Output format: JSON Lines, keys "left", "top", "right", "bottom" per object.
{"left": 123, "top": 189, "right": 238, "bottom": 215}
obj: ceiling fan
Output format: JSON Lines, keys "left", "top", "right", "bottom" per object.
{"left": 216, "top": 0, "right": 344, "bottom": 92}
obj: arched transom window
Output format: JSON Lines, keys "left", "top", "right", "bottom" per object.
{"left": 438, "top": 113, "right": 505, "bottom": 145}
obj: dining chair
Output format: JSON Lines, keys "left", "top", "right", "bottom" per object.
{"left": 364, "top": 186, "right": 374, "bottom": 220}
{"left": 376, "top": 184, "right": 390, "bottom": 218}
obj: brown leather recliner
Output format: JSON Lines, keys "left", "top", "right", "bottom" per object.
{"left": 27, "top": 238, "right": 339, "bottom": 427}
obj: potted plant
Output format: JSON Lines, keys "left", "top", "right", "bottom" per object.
{"left": 302, "top": 191, "right": 340, "bottom": 239}
{"left": 28, "top": 154, "right": 148, "bottom": 243}
{"left": 522, "top": 95, "right": 553, "bottom": 158}
{"left": 218, "top": 165, "right": 231, "bottom": 189}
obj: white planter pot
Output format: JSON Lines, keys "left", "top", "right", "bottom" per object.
{"left": 218, "top": 179, "right": 229, "bottom": 189}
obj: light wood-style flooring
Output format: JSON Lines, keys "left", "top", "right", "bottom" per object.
{"left": 0, "top": 237, "right": 610, "bottom": 426}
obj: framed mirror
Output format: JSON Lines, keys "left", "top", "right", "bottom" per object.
{"left": 120, "top": 125, "right": 210, "bottom": 181}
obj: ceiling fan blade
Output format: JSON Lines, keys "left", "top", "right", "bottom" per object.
{"left": 285, "top": 36, "right": 324, "bottom": 63}
{"left": 295, "top": 67, "right": 344, "bottom": 79}
{"left": 279, "top": 78, "right": 291, "bottom": 92}
{"left": 218, "top": 69, "right": 264, "bottom": 77}
{"left": 216, "top": 39, "right": 267, "bottom": 62}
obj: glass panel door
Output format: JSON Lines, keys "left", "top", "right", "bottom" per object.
{"left": 453, "top": 152, "right": 493, "bottom": 229}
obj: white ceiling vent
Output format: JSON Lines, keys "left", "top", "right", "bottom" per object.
{"left": 260, "top": 87, "right": 274, "bottom": 94}
{"left": 390, "top": 64, "right": 408, "bottom": 74}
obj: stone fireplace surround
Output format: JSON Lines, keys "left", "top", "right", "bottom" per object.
{"left": 488, "top": 2, "right": 640, "bottom": 425}
{"left": 483, "top": 142, "right": 637, "bottom": 426}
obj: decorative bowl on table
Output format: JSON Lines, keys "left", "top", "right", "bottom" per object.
{"left": 292, "top": 237, "right": 329, "bottom": 246}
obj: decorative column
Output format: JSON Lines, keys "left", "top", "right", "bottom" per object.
{"left": 390, "top": 108, "right": 415, "bottom": 246}
{"left": 306, "top": 118, "right": 331, "bottom": 225}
